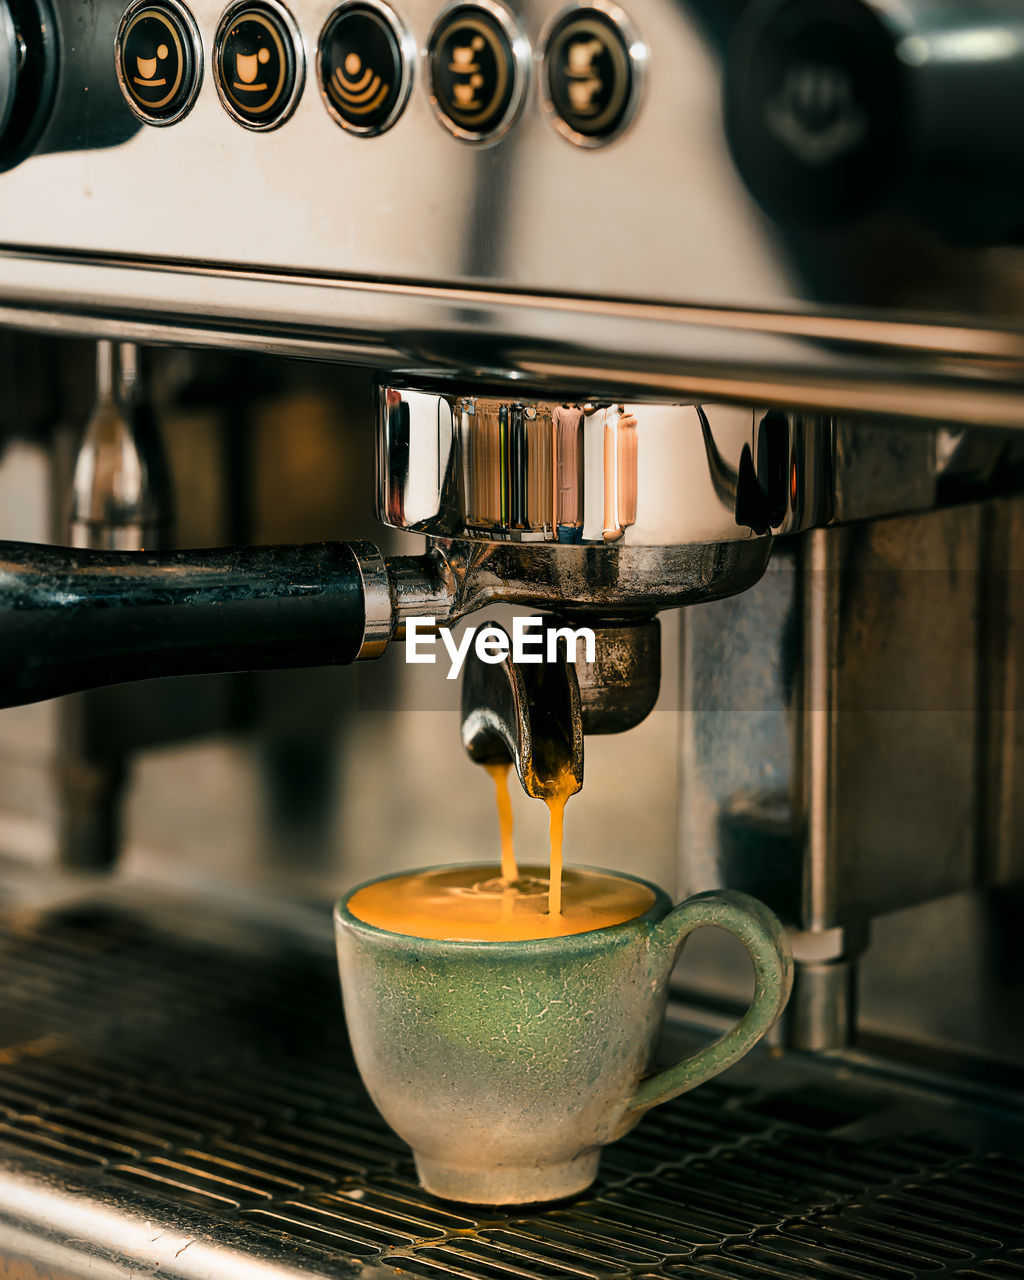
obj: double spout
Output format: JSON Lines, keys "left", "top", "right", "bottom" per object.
{"left": 460, "top": 616, "right": 661, "bottom": 799}
{"left": 460, "top": 622, "right": 584, "bottom": 802}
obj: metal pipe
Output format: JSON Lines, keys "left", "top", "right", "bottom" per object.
{"left": 59, "top": 340, "right": 174, "bottom": 871}
{"left": 68, "top": 342, "right": 171, "bottom": 553}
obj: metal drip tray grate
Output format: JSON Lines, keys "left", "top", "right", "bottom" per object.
{"left": 0, "top": 890, "right": 1022, "bottom": 1280}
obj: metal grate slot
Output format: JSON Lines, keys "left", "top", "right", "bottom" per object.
{"left": 811, "top": 1212, "right": 977, "bottom": 1263}
{"left": 504, "top": 1218, "right": 667, "bottom": 1268}
{"left": 0, "top": 1119, "right": 111, "bottom": 1167}
{"left": 249, "top": 1197, "right": 438, "bottom": 1253}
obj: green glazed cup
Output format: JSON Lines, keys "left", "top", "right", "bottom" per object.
{"left": 334, "top": 867, "right": 793, "bottom": 1206}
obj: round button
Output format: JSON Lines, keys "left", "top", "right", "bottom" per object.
{"left": 0, "top": 3, "right": 19, "bottom": 142}
{"left": 116, "top": 0, "right": 201, "bottom": 126}
{"left": 543, "top": 6, "right": 639, "bottom": 145}
{"left": 725, "top": 0, "right": 902, "bottom": 225}
{"left": 428, "top": 4, "right": 525, "bottom": 142}
{"left": 318, "top": 2, "right": 410, "bottom": 135}
{"left": 0, "top": 0, "right": 58, "bottom": 167}
{"left": 214, "top": 0, "right": 303, "bottom": 130}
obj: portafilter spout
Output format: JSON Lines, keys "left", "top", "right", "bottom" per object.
{"left": 460, "top": 616, "right": 661, "bottom": 799}
{"left": 460, "top": 622, "right": 584, "bottom": 802}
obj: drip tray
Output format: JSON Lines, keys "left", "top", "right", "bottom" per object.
{"left": 0, "top": 886, "right": 1023, "bottom": 1280}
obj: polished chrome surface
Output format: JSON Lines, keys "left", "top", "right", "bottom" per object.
{"left": 381, "top": 393, "right": 818, "bottom": 547}
{"left": 2, "top": 1, "right": 1024, "bottom": 409}
{"left": 10, "top": 253, "right": 1024, "bottom": 419}
{"left": 352, "top": 539, "right": 393, "bottom": 659}
{"left": 1, "top": 882, "right": 1024, "bottom": 1280}
{"left": 425, "top": 538, "right": 774, "bottom": 612}
{"left": 379, "top": 388, "right": 1024, "bottom": 551}
{"left": 68, "top": 341, "right": 171, "bottom": 551}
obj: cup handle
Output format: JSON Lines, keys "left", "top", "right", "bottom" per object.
{"left": 628, "top": 890, "right": 794, "bottom": 1117}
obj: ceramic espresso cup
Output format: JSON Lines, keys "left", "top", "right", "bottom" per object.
{"left": 334, "top": 867, "right": 792, "bottom": 1205}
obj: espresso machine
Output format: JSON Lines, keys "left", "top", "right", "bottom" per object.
{"left": 2, "top": 0, "right": 1024, "bottom": 1271}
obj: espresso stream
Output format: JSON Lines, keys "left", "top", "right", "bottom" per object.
{"left": 348, "top": 762, "right": 654, "bottom": 941}
{"left": 482, "top": 760, "right": 575, "bottom": 917}
{"left": 485, "top": 762, "right": 518, "bottom": 883}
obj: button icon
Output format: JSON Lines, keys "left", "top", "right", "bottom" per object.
{"left": 428, "top": 4, "right": 525, "bottom": 142}
{"left": 765, "top": 62, "right": 868, "bottom": 165}
{"left": 723, "top": 0, "right": 901, "bottom": 224}
{"left": 214, "top": 1, "right": 304, "bottom": 129}
{"left": 116, "top": 0, "right": 201, "bottom": 125}
{"left": 318, "top": 2, "right": 410, "bottom": 135}
{"left": 543, "top": 6, "right": 640, "bottom": 145}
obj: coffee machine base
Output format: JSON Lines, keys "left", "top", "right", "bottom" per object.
{"left": 0, "top": 872, "right": 1021, "bottom": 1280}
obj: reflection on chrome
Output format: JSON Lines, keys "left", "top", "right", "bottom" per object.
{"left": 380, "top": 388, "right": 1016, "bottom": 549}
{"left": 379, "top": 390, "right": 835, "bottom": 547}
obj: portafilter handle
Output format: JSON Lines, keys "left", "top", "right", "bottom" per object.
{"left": 0, "top": 539, "right": 396, "bottom": 709}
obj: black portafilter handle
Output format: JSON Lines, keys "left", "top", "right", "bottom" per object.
{"left": 0, "top": 539, "right": 381, "bottom": 709}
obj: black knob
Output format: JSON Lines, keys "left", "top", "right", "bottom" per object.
{"left": 0, "top": 0, "right": 56, "bottom": 170}
{"left": 725, "top": 0, "right": 1024, "bottom": 242}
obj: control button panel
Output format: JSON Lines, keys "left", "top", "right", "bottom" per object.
{"left": 116, "top": 0, "right": 201, "bottom": 126}
{"left": 543, "top": 6, "right": 639, "bottom": 145}
{"left": 110, "top": 0, "right": 646, "bottom": 145}
{"left": 214, "top": 0, "right": 304, "bottom": 129}
{"left": 318, "top": 1, "right": 410, "bottom": 135}
{"left": 427, "top": 4, "right": 524, "bottom": 142}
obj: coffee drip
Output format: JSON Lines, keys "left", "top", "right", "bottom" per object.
{"left": 484, "top": 761, "right": 518, "bottom": 883}
{"left": 544, "top": 768, "right": 575, "bottom": 918}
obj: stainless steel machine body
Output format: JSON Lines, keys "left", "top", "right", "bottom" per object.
{"left": 0, "top": 0, "right": 1023, "bottom": 420}
{"left": 2, "top": 0, "right": 1024, "bottom": 1272}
